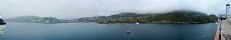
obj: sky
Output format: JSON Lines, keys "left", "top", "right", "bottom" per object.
{"left": 0, "top": 0, "right": 230, "bottom": 18}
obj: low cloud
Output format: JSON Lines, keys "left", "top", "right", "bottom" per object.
{"left": 0, "top": 0, "right": 229, "bottom": 18}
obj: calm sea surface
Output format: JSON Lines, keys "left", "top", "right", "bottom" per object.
{"left": 0, "top": 22, "right": 217, "bottom": 40}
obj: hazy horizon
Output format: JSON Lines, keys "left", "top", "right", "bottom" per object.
{"left": 0, "top": 0, "right": 230, "bottom": 19}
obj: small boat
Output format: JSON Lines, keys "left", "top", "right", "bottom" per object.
{"left": 0, "top": 16, "right": 6, "bottom": 35}
{"left": 126, "top": 30, "right": 131, "bottom": 34}
{"left": 136, "top": 22, "right": 139, "bottom": 24}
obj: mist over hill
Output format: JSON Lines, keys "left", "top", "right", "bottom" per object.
{"left": 4, "top": 16, "right": 78, "bottom": 24}
{"left": 5, "top": 16, "right": 42, "bottom": 23}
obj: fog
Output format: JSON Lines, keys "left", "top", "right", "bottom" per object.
{"left": 0, "top": 0, "right": 230, "bottom": 18}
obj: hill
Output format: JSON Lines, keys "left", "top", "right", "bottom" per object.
{"left": 147, "top": 10, "right": 217, "bottom": 23}
{"left": 93, "top": 10, "right": 218, "bottom": 24}
{"left": 5, "top": 16, "right": 42, "bottom": 23}
{"left": 4, "top": 16, "right": 72, "bottom": 24}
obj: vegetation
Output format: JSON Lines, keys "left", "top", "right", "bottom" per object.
{"left": 95, "top": 10, "right": 218, "bottom": 24}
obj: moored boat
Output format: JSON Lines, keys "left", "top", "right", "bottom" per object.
{"left": 0, "top": 16, "right": 6, "bottom": 34}
{"left": 136, "top": 22, "right": 139, "bottom": 24}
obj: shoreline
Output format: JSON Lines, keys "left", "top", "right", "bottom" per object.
{"left": 5, "top": 22, "right": 216, "bottom": 24}
{"left": 214, "top": 21, "right": 221, "bottom": 40}
{"left": 96, "top": 22, "right": 215, "bottom": 24}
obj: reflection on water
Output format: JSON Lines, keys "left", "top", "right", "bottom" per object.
{"left": 2, "top": 22, "right": 217, "bottom": 40}
{"left": 127, "top": 32, "right": 136, "bottom": 40}
{"left": 0, "top": 25, "right": 5, "bottom": 35}
{"left": 0, "top": 31, "right": 3, "bottom": 40}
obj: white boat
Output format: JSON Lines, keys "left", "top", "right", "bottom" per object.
{"left": 0, "top": 16, "right": 6, "bottom": 35}
{"left": 136, "top": 22, "right": 139, "bottom": 24}
{"left": 126, "top": 30, "right": 131, "bottom": 34}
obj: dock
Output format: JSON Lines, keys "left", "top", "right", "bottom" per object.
{"left": 215, "top": 20, "right": 231, "bottom": 40}
{"left": 214, "top": 21, "right": 221, "bottom": 40}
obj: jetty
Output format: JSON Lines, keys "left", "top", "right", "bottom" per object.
{"left": 215, "top": 20, "right": 231, "bottom": 40}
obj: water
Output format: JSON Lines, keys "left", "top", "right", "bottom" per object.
{"left": 0, "top": 22, "right": 217, "bottom": 40}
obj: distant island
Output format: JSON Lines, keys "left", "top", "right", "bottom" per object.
{"left": 5, "top": 10, "right": 218, "bottom": 24}
{"left": 78, "top": 10, "right": 218, "bottom": 24}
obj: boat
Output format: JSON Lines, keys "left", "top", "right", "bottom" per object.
{"left": 136, "top": 22, "right": 139, "bottom": 24}
{"left": 0, "top": 16, "right": 6, "bottom": 35}
{"left": 126, "top": 30, "right": 131, "bottom": 34}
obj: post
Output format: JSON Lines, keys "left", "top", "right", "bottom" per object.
{"left": 226, "top": 4, "right": 230, "bottom": 19}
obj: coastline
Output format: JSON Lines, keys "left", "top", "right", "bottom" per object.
{"left": 96, "top": 22, "right": 215, "bottom": 24}
{"left": 5, "top": 21, "right": 216, "bottom": 24}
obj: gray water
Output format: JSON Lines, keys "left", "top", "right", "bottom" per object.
{"left": 0, "top": 22, "right": 217, "bottom": 40}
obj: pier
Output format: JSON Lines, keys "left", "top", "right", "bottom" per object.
{"left": 214, "top": 20, "right": 221, "bottom": 40}
{"left": 215, "top": 20, "right": 231, "bottom": 40}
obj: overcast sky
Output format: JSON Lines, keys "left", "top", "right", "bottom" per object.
{"left": 0, "top": 0, "right": 230, "bottom": 18}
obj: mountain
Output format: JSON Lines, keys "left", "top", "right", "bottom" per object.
{"left": 77, "top": 12, "right": 150, "bottom": 22}
{"left": 91, "top": 10, "right": 218, "bottom": 24}
{"left": 147, "top": 10, "right": 217, "bottom": 23}
{"left": 5, "top": 16, "right": 42, "bottom": 23}
{"left": 5, "top": 10, "right": 218, "bottom": 24}
{"left": 108, "top": 12, "right": 150, "bottom": 18}
{"left": 4, "top": 16, "right": 76, "bottom": 24}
